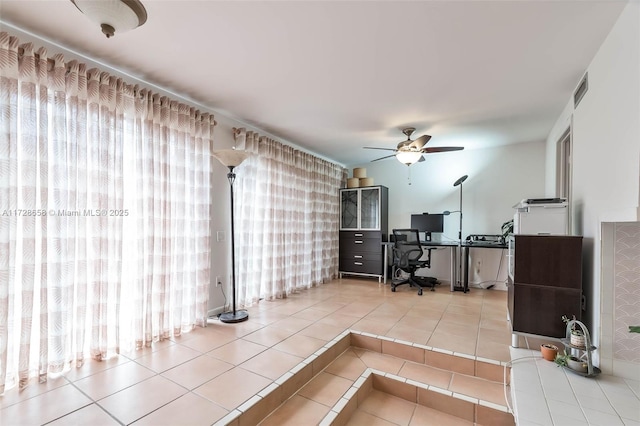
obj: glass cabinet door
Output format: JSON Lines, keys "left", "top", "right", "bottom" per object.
{"left": 341, "top": 189, "right": 358, "bottom": 229}
{"left": 360, "top": 188, "right": 380, "bottom": 230}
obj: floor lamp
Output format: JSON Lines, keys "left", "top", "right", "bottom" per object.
{"left": 444, "top": 175, "right": 468, "bottom": 292}
{"left": 213, "top": 149, "right": 250, "bottom": 323}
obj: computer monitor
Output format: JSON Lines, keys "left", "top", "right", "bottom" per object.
{"left": 410, "top": 213, "right": 444, "bottom": 241}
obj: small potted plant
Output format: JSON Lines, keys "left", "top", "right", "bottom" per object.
{"left": 567, "top": 356, "right": 588, "bottom": 373}
{"left": 554, "top": 351, "right": 587, "bottom": 372}
{"left": 562, "top": 315, "right": 585, "bottom": 347}
{"left": 540, "top": 343, "right": 559, "bottom": 361}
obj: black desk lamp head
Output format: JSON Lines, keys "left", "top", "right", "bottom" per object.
{"left": 454, "top": 175, "right": 468, "bottom": 187}
{"left": 443, "top": 175, "right": 468, "bottom": 241}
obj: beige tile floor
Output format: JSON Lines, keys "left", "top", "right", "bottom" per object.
{"left": 0, "top": 278, "right": 513, "bottom": 426}
{"left": 0, "top": 278, "right": 510, "bottom": 425}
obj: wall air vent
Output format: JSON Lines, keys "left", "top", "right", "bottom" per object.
{"left": 574, "top": 72, "right": 588, "bottom": 108}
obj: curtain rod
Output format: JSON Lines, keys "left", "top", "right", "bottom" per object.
{"left": 14, "top": 46, "right": 217, "bottom": 124}
{"left": 4, "top": 24, "right": 342, "bottom": 165}
{"left": 3, "top": 22, "right": 219, "bottom": 113}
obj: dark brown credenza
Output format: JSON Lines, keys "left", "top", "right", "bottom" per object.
{"left": 508, "top": 234, "right": 583, "bottom": 346}
{"left": 339, "top": 186, "right": 388, "bottom": 282}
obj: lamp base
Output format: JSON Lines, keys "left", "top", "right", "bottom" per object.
{"left": 219, "top": 310, "right": 249, "bottom": 323}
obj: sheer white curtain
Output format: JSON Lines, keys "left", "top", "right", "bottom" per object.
{"left": 0, "top": 32, "right": 213, "bottom": 393}
{"left": 129, "top": 95, "right": 213, "bottom": 347}
{"left": 234, "top": 129, "right": 345, "bottom": 306}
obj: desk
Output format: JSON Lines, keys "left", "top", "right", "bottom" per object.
{"left": 420, "top": 241, "right": 458, "bottom": 291}
{"left": 382, "top": 241, "right": 458, "bottom": 289}
{"left": 461, "top": 241, "right": 507, "bottom": 292}
{"left": 383, "top": 241, "right": 507, "bottom": 292}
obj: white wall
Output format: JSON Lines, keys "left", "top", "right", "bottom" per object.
{"left": 352, "top": 141, "right": 546, "bottom": 288}
{"left": 545, "top": 2, "right": 640, "bottom": 371}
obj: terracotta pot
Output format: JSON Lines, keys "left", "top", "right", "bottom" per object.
{"left": 540, "top": 344, "right": 559, "bottom": 361}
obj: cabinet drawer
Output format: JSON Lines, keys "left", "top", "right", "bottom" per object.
{"left": 340, "top": 232, "right": 382, "bottom": 253}
{"left": 513, "top": 235, "right": 582, "bottom": 289}
{"left": 340, "top": 231, "right": 381, "bottom": 241}
{"left": 339, "top": 258, "right": 382, "bottom": 275}
{"left": 511, "top": 283, "right": 582, "bottom": 338}
{"left": 340, "top": 252, "right": 380, "bottom": 262}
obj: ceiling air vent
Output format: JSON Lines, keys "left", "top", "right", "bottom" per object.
{"left": 574, "top": 72, "right": 588, "bottom": 108}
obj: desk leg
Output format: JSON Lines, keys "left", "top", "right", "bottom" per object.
{"left": 451, "top": 245, "right": 469, "bottom": 293}
{"left": 383, "top": 243, "right": 388, "bottom": 284}
{"left": 463, "top": 246, "right": 470, "bottom": 293}
{"left": 449, "top": 245, "right": 456, "bottom": 291}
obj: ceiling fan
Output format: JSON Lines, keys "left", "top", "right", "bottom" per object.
{"left": 364, "top": 127, "right": 464, "bottom": 165}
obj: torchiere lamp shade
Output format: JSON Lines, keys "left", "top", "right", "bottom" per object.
{"left": 212, "top": 149, "right": 250, "bottom": 167}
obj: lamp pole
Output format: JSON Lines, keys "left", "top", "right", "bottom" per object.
{"left": 453, "top": 175, "right": 468, "bottom": 293}
{"left": 219, "top": 165, "right": 249, "bottom": 323}
{"left": 228, "top": 167, "right": 238, "bottom": 313}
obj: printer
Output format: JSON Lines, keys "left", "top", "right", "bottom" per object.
{"left": 513, "top": 198, "right": 568, "bottom": 235}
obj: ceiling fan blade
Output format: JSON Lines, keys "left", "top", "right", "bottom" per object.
{"left": 370, "top": 154, "right": 397, "bottom": 162}
{"left": 423, "top": 146, "right": 464, "bottom": 153}
{"left": 363, "top": 147, "right": 397, "bottom": 151}
{"left": 410, "top": 134, "right": 431, "bottom": 149}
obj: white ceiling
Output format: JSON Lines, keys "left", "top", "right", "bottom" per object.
{"left": 0, "top": 0, "right": 628, "bottom": 166}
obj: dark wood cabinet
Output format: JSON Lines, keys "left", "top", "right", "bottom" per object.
{"left": 339, "top": 186, "right": 388, "bottom": 281}
{"left": 508, "top": 235, "right": 583, "bottom": 340}
{"left": 339, "top": 230, "right": 383, "bottom": 275}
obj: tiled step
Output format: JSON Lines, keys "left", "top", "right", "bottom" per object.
{"left": 322, "top": 368, "right": 514, "bottom": 426}
{"left": 216, "top": 330, "right": 514, "bottom": 425}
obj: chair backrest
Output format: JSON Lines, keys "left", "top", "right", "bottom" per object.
{"left": 392, "top": 229, "right": 424, "bottom": 268}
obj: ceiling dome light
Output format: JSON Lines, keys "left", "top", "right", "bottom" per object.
{"left": 396, "top": 151, "right": 422, "bottom": 166}
{"left": 71, "top": 0, "right": 148, "bottom": 38}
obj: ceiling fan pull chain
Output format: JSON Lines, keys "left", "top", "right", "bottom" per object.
{"left": 407, "top": 165, "right": 412, "bottom": 185}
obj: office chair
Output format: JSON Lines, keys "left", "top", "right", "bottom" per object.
{"left": 391, "top": 229, "right": 435, "bottom": 296}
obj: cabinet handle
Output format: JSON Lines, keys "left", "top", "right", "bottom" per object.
{"left": 354, "top": 255, "right": 363, "bottom": 259}
{"left": 355, "top": 241, "right": 363, "bottom": 244}
{"left": 354, "top": 262, "right": 363, "bottom": 266}
{"left": 354, "top": 233, "right": 363, "bottom": 237}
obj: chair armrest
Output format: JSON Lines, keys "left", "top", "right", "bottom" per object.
{"left": 393, "top": 247, "right": 423, "bottom": 268}
{"left": 421, "top": 247, "right": 432, "bottom": 268}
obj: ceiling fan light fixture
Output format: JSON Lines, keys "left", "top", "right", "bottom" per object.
{"left": 71, "top": 0, "right": 148, "bottom": 38}
{"left": 396, "top": 151, "right": 422, "bottom": 165}
{"left": 364, "top": 127, "right": 462, "bottom": 164}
